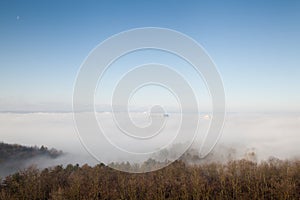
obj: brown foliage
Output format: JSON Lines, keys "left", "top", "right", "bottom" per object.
{"left": 0, "top": 159, "right": 300, "bottom": 199}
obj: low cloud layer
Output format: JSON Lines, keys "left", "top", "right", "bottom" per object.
{"left": 0, "top": 112, "right": 299, "bottom": 170}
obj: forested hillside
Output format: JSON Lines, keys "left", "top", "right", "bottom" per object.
{"left": 1, "top": 158, "right": 299, "bottom": 199}
{"left": 0, "top": 142, "right": 62, "bottom": 177}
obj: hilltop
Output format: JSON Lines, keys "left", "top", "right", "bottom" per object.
{"left": 0, "top": 142, "right": 62, "bottom": 177}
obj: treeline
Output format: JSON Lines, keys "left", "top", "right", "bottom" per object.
{"left": 1, "top": 158, "right": 299, "bottom": 199}
{"left": 0, "top": 142, "right": 62, "bottom": 162}
{"left": 0, "top": 142, "right": 62, "bottom": 177}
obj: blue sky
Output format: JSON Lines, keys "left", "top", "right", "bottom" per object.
{"left": 0, "top": 0, "right": 300, "bottom": 112}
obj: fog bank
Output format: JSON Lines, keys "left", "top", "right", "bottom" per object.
{"left": 0, "top": 112, "right": 299, "bottom": 170}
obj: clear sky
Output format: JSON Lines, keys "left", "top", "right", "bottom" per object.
{"left": 0, "top": 0, "right": 300, "bottom": 112}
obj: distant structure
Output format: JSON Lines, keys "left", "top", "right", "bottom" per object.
{"left": 203, "top": 115, "right": 211, "bottom": 120}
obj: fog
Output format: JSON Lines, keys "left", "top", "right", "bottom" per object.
{"left": 0, "top": 112, "right": 300, "bottom": 171}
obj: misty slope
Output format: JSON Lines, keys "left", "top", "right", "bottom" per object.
{"left": 0, "top": 142, "right": 62, "bottom": 177}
